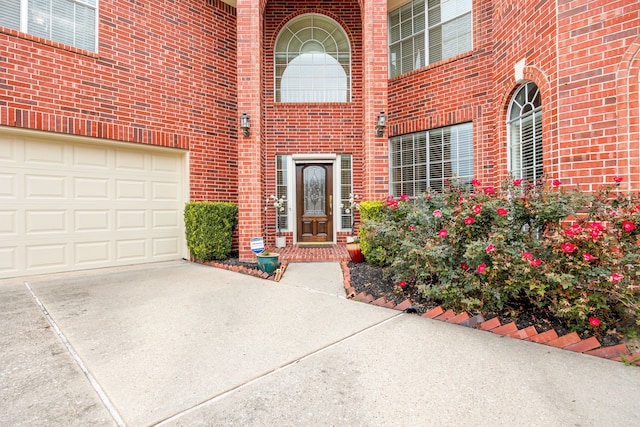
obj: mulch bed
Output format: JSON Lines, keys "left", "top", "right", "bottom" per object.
{"left": 347, "top": 261, "right": 623, "bottom": 348}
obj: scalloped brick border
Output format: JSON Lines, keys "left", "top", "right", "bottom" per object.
{"left": 340, "top": 261, "right": 640, "bottom": 366}
{"left": 195, "top": 259, "right": 289, "bottom": 282}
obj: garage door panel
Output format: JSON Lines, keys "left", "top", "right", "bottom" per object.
{"left": 0, "top": 130, "right": 187, "bottom": 278}
{"left": 25, "top": 140, "right": 66, "bottom": 165}
{"left": 0, "top": 211, "right": 16, "bottom": 234}
{"left": 117, "top": 239, "right": 147, "bottom": 260}
{"left": 116, "top": 179, "right": 146, "bottom": 200}
{"left": 74, "top": 177, "right": 110, "bottom": 199}
{"left": 116, "top": 210, "right": 147, "bottom": 229}
{"left": 26, "top": 243, "right": 68, "bottom": 269}
{"left": 153, "top": 237, "right": 180, "bottom": 256}
{"left": 26, "top": 210, "right": 67, "bottom": 233}
{"left": 152, "top": 181, "right": 178, "bottom": 200}
{"left": 115, "top": 150, "right": 146, "bottom": 171}
{"left": 153, "top": 210, "right": 179, "bottom": 228}
{"left": 73, "top": 145, "right": 109, "bottom": 168}
{"left": 0, "top": 174, "right": 16, "bottom": 197}
{"left": 75, "top": 241, "right": 111, "bottom": 264}
{"left": 25, "top": 174, "right": 66, "bottom": 198}
{"left": 75, "top": 210, "right": 110, "bottom": 232}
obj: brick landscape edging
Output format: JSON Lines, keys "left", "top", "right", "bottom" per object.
{"left": 195, "top": 259, "right": 288, "bottom": 282}
{"left": 340, "top": 261, "right": 640, "bottom": 366}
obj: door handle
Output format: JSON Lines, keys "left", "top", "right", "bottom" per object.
{"left": 329, "top": 195, "right": 332, "bottom": 215}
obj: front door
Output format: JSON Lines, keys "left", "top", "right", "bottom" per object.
{"left": 296, "top": 163, "right": 333, "bottom": 243}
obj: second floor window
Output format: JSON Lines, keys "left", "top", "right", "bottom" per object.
{"left": 0, "top": 0, "right": 98, "bottom": 52}
{"left": 275, "top": 14, "right": 351, "bottom": 103}
{"left": 389, "top": 0, "right": 472, "bottom": 78}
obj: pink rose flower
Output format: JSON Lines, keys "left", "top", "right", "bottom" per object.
{"left": 483, "top": 186, "right": 495, "bottom": 194}
{"left": 470, "top": 179, "right": 481, "bottom": 186}
{"left": 610, "top": 273, "right": 624, "bottom": 283}
{"left": 476, "top": 263, "right": 486, "bottom": 274}
{"left": 438, "top": 229, "right": 448, "bottom": 238}
{"left": 433, "top": 209, "right": 442, "bottom": 218}
{"left": 485, "top": 243, "right": 496, "bottom": 254}
{"left": 497, "top": 208, "right": 508, "bottom": 216}
{"left": 583, "top": 253, "right": 596, "bottom": 261}
{"left": 473, "top": 204, "right": 482, "bottom": 214}
{"left": 561, "top": 243, "right": 576, "bottom": 253}
{"left": 512, "top": 179, "right": 523, "bottom": 185}
{"left": 588, "top": 317, "right": 601, "bottom": 327}
{"left": 529, "top": 258, "right": 541, "bottom": 266}
{"left": 521, "top": 251, "right": 533, "bottom": 260}
{"left": 622, "top": 220, "right": 636, "bottom": 232}
{"left": 464, "top": 216, "right": 475, "bottom": 225}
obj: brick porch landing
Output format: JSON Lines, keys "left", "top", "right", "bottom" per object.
{"left": 273, "top": 244, "right": 350, "bottom": 262}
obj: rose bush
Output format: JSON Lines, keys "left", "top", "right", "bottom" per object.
{"left": 358, "top": 178, "right": 640, "bottom": 336}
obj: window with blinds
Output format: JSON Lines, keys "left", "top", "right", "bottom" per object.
{"left": 275, "top": 14, "right": 351, "bottom": 103}
{"left": 389, "top": 122, "right": 473, "bottom": 196}
{"left": 508, "top": 82, "right": 543, "bottom": 182}
{"left": 0, "top": 0, "right": 98, "bottom": 52}
{"left": 276, "top": 155, "right": 289, "bottom": 231}
{"left": 389, "top": 0, "right": 472, "bottom": 78}
{"left": 339, "top": 155, "right": 354, "bottom": 230}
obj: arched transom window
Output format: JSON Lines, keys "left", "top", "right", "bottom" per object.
{"left": 275, "top": 14, "right": 351, "bottom": 103}
{"left": 508, "top": 82, "right": 543, "bottom": 181}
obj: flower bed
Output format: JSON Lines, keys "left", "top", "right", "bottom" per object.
{"left": 358, "top": 177, "right": 640, "bottom": 341}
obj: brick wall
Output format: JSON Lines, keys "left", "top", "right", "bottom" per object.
{"left": 557, "top": 0, "right": 640, "bottom": 191}
{"left": 0, "top": 0, "right": 238, "bottom": 201}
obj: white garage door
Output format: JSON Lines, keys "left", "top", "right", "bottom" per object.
{"left": 0, "top": 129, "right": 188, "bottom": 279}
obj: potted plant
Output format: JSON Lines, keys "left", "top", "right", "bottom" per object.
{"left": 256, "top": 250, "right": 280, "bottom": 274}
{"left": 267, "top": 194, "right": 287, "bottom": 248}
{"left": 343, "top": 193, "right": 364, "bottom": 262}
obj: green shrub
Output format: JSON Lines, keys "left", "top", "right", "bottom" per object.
{"left": 184, "top": 202, "right": 238, "bottom": 261}
{"left": 362, "top": 178, "right": 640, "bottom": 336}
{"left": 359, "top": 200, "right": 384, "bottom": 221}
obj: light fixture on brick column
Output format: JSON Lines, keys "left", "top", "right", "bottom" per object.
{"left": 240, "top": 112, "right": 250, "bottom": 137}
{"left": 375, "top": 111, "right": 386, "bottom": 137}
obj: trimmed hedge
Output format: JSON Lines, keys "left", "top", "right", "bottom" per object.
{"left": 184, "top": 202, "right": 238, "bottom": 261}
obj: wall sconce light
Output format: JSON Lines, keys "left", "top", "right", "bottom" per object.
{"left": 240, "top": 112, "right": 250, "bottom": 137}
{"left": 375, "top": 110, "right": 387, "bottom": 137}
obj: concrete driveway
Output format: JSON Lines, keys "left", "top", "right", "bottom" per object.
{"left": 1, "top": 260, "right": 639, "bottom": 426}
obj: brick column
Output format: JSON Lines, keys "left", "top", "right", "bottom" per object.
{"left": 361, "top": 0, "right": 389, "bottom": 200}
{"left": 237, "top": 0, "right": 263, "bottom": 261}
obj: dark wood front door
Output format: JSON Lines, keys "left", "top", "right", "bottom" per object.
{"left": 296, "top": 163, "right": 333, "bottom": 243}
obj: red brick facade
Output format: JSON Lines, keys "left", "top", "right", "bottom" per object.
{"left": 2, "top": 0, "right": 640, "bottom": 262}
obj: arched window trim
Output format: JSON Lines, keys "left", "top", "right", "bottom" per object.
{"left": 507, "top": 81, "right": 543, "bottom": 182}
{"left": 274, "top": 13, "right": 352, "bottom": 103}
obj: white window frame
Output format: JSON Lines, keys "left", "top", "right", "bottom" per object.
{"left": 1, "top": 0, "right": 99, "bottom": 52}
{"left": 388, "top": 0, "right": 472, "bottom": 78}
{"left": 389, "top": 122, "right": 474, "bottom": 196}
{"left": 507, "top": 82, "right": 543, "bottom": 182}
{"left": 274, "top": 13, "right": 351, "bottom": 103}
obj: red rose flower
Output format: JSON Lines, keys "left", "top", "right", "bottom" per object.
{"left": 476, "top": 263, "right": 486, "bottom": 274}
{"left": 591, "top": 229, "right": 602, "bottom": 240}
{"left": 485, "top": 243, "right": 496, "bottom": 254}
{"left": 613, "top": 176, "right": 623, "bottom": 183}
{"left": 529, "top": 258, "right": 541, "bottom": 266}
{"left": 400, "top": 194, "right": 410, "bottom": 201}
{"left": 483, "top": 186, "right": 495, "bottom": 194}
{"left": 438, "top": 229, "right": 448, "bottom": 238}
{"left": 464, "top": 216, "right": 475, "bottom": 225}
{"left": 460, "top": 263, "right": 469, "bottom": 270}
{"left": 409, "top": 225, "right": 415, "bottom": 231}
{"left": 396, "top": 281, "right": 407, "bottom": 288}
{"left": 622, "top": 220, "right": 636, "bottom": 232}
{"left": 561, "top": 243, "right": 576, "bottom": 253}
{"left": 473, "top": 204, "right": 482, "bottom": 214}
{"left": 588, "top": 221, "right": 604, "bottom": 231}
{"left": 588, "top": 317, "right": 601, "bottom": 327}
{"left": 521, "top": 251, "right": 533, "bottom": 260}
{"left": 512, "top": 179, "right": 523, "bottom": 186}
{"left": 497, "top": 208, "right": 508, "bottom": 216}
{"left": 583, "top": 253, "right": 596, "bottom": 261}
{"left": 470, "top": 179, "right": 481, "bottom": 186}
{"left": 552, "top": 179, "right": 561, "bottom": 187}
